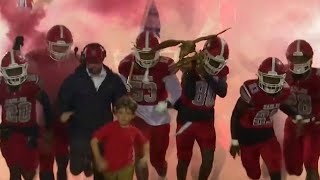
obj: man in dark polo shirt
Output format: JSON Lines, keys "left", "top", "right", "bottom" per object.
{"left": 58, "top": 43, "right": 127, "bottom": 180}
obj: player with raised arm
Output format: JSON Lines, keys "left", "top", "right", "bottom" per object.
{"left": 174, "top": 36, "right": 229, "bottom": 180}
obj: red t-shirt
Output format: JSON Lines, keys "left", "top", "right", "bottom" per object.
{"left": 93, "top": 121, "right": 147, "bottom": 172}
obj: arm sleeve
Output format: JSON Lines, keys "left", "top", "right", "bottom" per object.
{"left": 181, "top": 70, "right": 197, "bottom": 99}
{"left": 36, "top": 89, "right": 53, "bottom": 129}
{"left": 163, "top": 74, "right": 181, "bottom": 105}
{"left": 57, "top": 76, "right": 74, "bottom": 114}
{"left": 119, "top": 74, "right": 131, "bottom": 92}
{"left": 203, "top": 75, "right": 228, "bottom": 98}
{"left": 230, "top": 97, "right": 250, "bottom": 139}
{"left": 280, "top": 103, "right": 298, "bottom": 118}
{"left": 111, "top": 74, "right": 128, "bottom": 105}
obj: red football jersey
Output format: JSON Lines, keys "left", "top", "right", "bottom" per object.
{"left": 26, "top": 49, "right": 79, "bottom": 105}
{"left": 239, "top": 79, "right": 290, "bottom": 129}
{"left": 285, "top": 68, "right": 320, "bottom": 116}
{"left": 93, "top": 121, "right": 147, "bottom": 172}
{"left": 118, "top": 54, "right": 174, "bottom": 106}
{"left": 180, "top": 66, "right": 229, "bottom": 111}
{"left": 0, "top": 75, "right": 41, "bottom": 128}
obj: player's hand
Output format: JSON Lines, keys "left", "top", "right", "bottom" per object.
{"left": 95, "top": 158, "right": 108, "bottom": 172}
{"left": 195, "top": 55, "right": 207, "bottom": 77}
{"left": 179, "top": 40, "right": 196, "bottom": 59}
{"left": 229, "top": 145, "right": 240, "bottom": 159}
{"left": 137, "top": 156, "right": 148, "bottom": 169}
{"left": 168, "top": 56, "right": 195, "bottom": 73}
{"left": 60, "top": 111, "right": 74, "bottom": 123}
{"left": 154, "top": 101, "right": 168, "bottom": 114}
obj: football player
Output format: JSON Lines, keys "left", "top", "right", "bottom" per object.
{"left": 283, "top": 40, "right": 320, "bottom": 180}
{"left": 174, "top": 36, "right": 228, "bottom": 180}
{"left": 25, "top": 25, "right": 78, "bottom": 180}
{"left": 229, "top": 57, "right": 300, "bottom": 180}
{"left": 118, "top": 30, "right": 181, "bottom": 180}
{"left": 0, "top": 50, "right": 52, "bottom": 180}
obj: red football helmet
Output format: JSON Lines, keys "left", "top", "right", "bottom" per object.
{"left": 133, "top": 31, "right": 160, "bottom": 69}
{"left": 1, "top": 50, "right": 28, "bottom": 86}
{"left": 286, "top": 39, "right": 313, "bottom": 74}
{"left": 202, "top": 37, "right": 229, "bottom": 75}
{"left": 257, "top": 57, "right": 287, "bottom": 94}
{"left": 46, "top": 25, "right": 73, "bottom": 61}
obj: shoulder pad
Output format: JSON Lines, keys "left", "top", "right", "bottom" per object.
{"left": 119, "top": 54, "right": 133, "bottom": 67}
{"left": 240, "top": 80, "right": 260, "bottom": 103}
{"left": 240, "top": 85, "right": 251, "bottom": 104}
{"left": 118, "top": 54, "right": 135, "bottom": 77}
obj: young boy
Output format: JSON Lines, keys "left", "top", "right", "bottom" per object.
{"left": 91, "top": 96, "right": 149, "bottom": 180}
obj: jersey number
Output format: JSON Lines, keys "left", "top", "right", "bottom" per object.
{"left": 253, "top": 109, "right": 277, "bottom": 126}
{"left": 292, "top": 94, "right": 312, "bottom": 115}
{"left": 131, "top": 81, "right": 157, "bottom": 103}
{"left": 4, "top": 102, "right": 32, "bottom": 123}
{"left": 192, "top": 81, "right": 216, "bottom": 107}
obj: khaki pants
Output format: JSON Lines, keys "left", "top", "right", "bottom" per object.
{"left": 104, "top": 165, "right": 134, "bottom": 180}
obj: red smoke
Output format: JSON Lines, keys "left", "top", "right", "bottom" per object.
{"left": 78, "top": 0, "right": 146, "bottom": 27}
{"left": 0, "top": 0, "right": 46, "bottom": 49}
{"left": 1, "top": 0, "right": 320, "bottom": 179}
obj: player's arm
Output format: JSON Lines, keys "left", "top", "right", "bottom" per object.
{"left": 36, "top": 87, "right": 53, "bottom": 129}
{"left": 229, "top": 96, "right": 251, "bottom": 159}
{"left": 279, "top": 103, "right": 299, "bottom": 119}
{"left": 153, "top": 40, "right": 185, "bottom": 51}
{"left": 171, "top": 69, "right": 197, "bottom": 110}
{"left": 181, "top": 70, "right": 197, "bottom": 99}
{"left": 203, "top": 75, "right": 228, "bottom": 98}
{"left": 280, "top": 92, "right": 303, "bottom": 122}
{"left": 118, "top": 59, "right": 132, "bottom": 92}
{"left": 163, "top": 72, "right": 182, "bottom": 108}
{"left": 58, "top": 76, "right": 75, "bottom": 122}
{"left": 231, "top": 85, "right": 252, "bottom": 143}
{"left": 230, "top": 97, "right": 251, "bottom": 143}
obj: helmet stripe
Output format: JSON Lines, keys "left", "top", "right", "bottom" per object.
{"left": 145, "top": 31, "right": 150, "bottom": 49}
{"left": 271, "top": 57, "right": 275, "bottom": 72}
{"left": 10, "top": 50, "right": 15, "bottom": 64}
{"left": 59, "top": 25, "right": 64, "bottom": 39}
{"left": 296, "top": 40, "right": 301, "bottom": 53}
